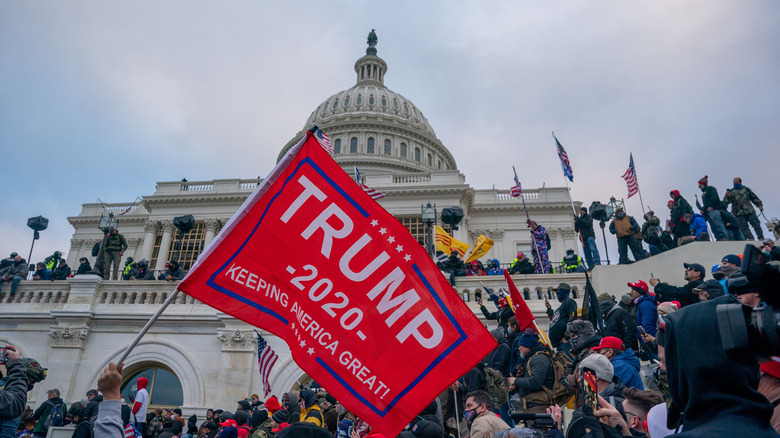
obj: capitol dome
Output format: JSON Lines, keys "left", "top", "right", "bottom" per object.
{"left": 278, "top": 31, "right": 458, "bottom": 175}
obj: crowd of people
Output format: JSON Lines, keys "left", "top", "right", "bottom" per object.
{"left": 2, "top": 240, "right": 780, "bottom": 437}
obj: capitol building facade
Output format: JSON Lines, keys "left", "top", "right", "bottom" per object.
{"left": 0, "top": 34, "right": 586, "bottom": 417}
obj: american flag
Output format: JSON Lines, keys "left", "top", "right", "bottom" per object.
{"left": 354, "top": 166, "right": 386, "bottom": 200}
{"left": 509, "top": 166, "right": 522, "bottom": 198}
{"left": 621, "top": 153, "right": 639, "bottom": 198}
{"left": 255, "top": 331, "right": 278, "bottom": 397}
{"left": 554, "top": 134, "right": 573, "bottom": 182}
{"left": 313, "top": 128, "right": 333, "bottom": 155}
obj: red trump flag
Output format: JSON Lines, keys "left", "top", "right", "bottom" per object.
{"left": 178, "top": 130, "right": 496, "bottom": 437}
{"left": 503, "top": 269, "right": 535, "bottom": 331}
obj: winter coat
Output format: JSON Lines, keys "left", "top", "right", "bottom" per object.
{"left": 468, "top": 412, "right": 510, "bottom": 438}
{"left": 665, "top": 294, "right": 777, "bottom": 436}
{"left": 515, "top": 343, "right": 555, "bottom": 395}
{"left": 0, "top": 360, "right": 28, "bottom": 421}
{"left": 690, "top": 213, "right": 708, "bottom": 237}
{"left": 700, "top": 185, "right": 725, "bottom": 211}
{"left": 32, "top": 269, "right": 51, "bottom": 280}
{"left": 32, "top": 397, "right": 66, "bottom": 435}
{"left": 298, "top": 391, "right": 323, "bottom": 426}
{"left": 3, "top": 260, "right": 27, "bottom": 279}
{"left": 486, "top": 259, "right": 503, "bottom": 275}
{"left": 75, "top": 262, "right": 92, "bottom": 275}
{"left": 129, "top": 267, "right": 155, "bottom": 280}
{"left": 654, "top": 279, "right": 702, "bottom": 308}
{"left": 600, "top": 300, "right": 638, "bottom": 351}
{"left": 611, "top": 349, "right": 643, "bottom": 390}
{"left": 574, "top": 213, "right": 596, "bottom": 240}
{"left": 104, "top": 233, "right": 128, "bottom": 253}
{"left": 480, "top": 304, "right": 513, "bottom": 330}
{"left": 635, "top": 294, "right": 658, "bottom": 338}
{"left": 486, "top": 338, "right": 511, "bottom": 377}
{"left": 84, "top": 394, "right": 102, "bottom": 430}
{"left": 161, "top": 265, "right": 184, "bottom": 280}
{"left": 723, "top": 186, "right": 763, "bottom": 216}
{"left": 641, "top": 216, "right": 661, "bottom": 244}
{"left": 507, "top": 329, "right": 523, "bottom": 377}
{"left": 508, "top": 257, "right": 533, "bottom": 275}
{"left": 719, "top": 210, "right": 741, "bottom": 230}
{"left": 51, "top": 264, "right": 71, "bottom": 280}
{"left": 548, "top": 298, "right": 577, "bottom": 348}
{"left": 670, "top": 194, "right": 693, "bottom": 230}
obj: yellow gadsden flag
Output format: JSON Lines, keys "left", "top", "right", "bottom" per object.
{"left": 465, "top": 234, "right": 495, "bottom": 264}
{"left": 435, "top": 225, "right": 469, "bottom": 257}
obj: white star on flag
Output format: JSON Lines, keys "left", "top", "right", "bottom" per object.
{"left": 396, "top": 244, "right": 404, "bottom": 252}
{"left": 379, "top": 228, "right": 387, "bottom": 235}
{"left": 387, "top": 236, "right": 395, "bottom": 243}
{"left": 404, "top": 254, "right": 412, "bottom": 262}
{"left": 370, "top": 219, "right": 378, "bottom": 226}
{"left": 300, "top": 340, "right": 306, "bottom": 347}
{"left": 307, "top": 348, "right": 315, "bottom": 355}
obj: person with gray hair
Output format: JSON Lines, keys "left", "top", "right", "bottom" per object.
{"left": 31, "top": 389, "right": 65, "bottom": 438}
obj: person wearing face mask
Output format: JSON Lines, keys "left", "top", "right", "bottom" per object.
{"left": 723, "top": 177, "right": 765, "bottom": 241}
{"left": 463, "top": 390, "right": 509, "bottom": 437}
{"left": 506, "top": 332, "right": 556, "bottom": 414}
{"left": 545, "top": 283, "right": 578, "bottom": 352}
{"left": 609, "top": 207, "right": 646, "bottom": 264}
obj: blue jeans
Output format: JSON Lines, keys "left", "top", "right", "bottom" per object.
{"left": 0, "top": 276, "right": 23, "bottom": 295}
{"left": 582, "top": 236, "right": 600, "bottom": 269}
{"left": 707, "top": 210, "right": 729, "bottom": 240}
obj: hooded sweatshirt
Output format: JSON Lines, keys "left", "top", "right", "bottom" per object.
{"left": 487, "top": 259, "right": 502, "bottom": 275}
{"left": 611, "top": 349, "right": 643, "bottom": 390}
{"left": 298, "top": 390, "right": 323, "bottom": 426}
{"left": 133, "top": 377, "right": 150, "bottom": 423}
{"left": 283, "top": 392, "right": 300, "bottom": 425}
{"left": 665, "top": 294, "right": 776, "bottom": 436}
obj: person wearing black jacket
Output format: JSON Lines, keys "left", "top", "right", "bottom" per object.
{"left": 486, "top": 328, "right": 511, "bottom": 377}
{"left": 599, "top": 296, "right": 638, "bottom": 352}
{"left": 664, "top": 293, "right": 777, "bottom": 436}
{"left": 506, "top": 332, "right": 555, "bottom": 414}
{"left": 477, "top": 296, "right": 513, "bottom": 331}
{"left": 439, "top": 251, "right": 466, "bottom": 285}
{"left": 669, "top": 190, "right": 693, "bottom": 241}
{"left": 51, "top": 260, "right": 71, "bottom": 280}
{"left": 71, "top": 409, "right": 91, "bottom": 438}
{"left": 574, "top": 207, "right": 600, "bottom": 270}
{"left": 649, "top": 262, "right": 704, "bottom": 307}
{"left": 0, "top": 347, "right": 28, "bottom": 421}
{"left": 74, "top": 258, "right": 92, "bottom": 276}
{"left": 696, "top": 175, "right": 729, "bottom": 241}
{"left": 545, "top": 284, "right": 578, "bottom": 351}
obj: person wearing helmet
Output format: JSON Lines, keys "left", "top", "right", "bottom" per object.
{"left": 128, "top": 260, "right": 154, "bottom": 281}
{"left": 0, "top": 346, "right": 47, "bottom": 436}
{"left": 122, "top": 257, "right": 135, "bottom": 280}
{"left": 43, "top": 252, "right": 63, "bottom": 272}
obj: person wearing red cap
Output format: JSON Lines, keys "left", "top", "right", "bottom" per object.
{"left": 627, "top": 280, "right": 657, "bottom": 342}
{"left": 591, "top": 336, "right": 643, "bottom": 390}
{"left": 508, "top": 252, "right": 533, "bottom": 275}
{"left": 132, "top": 377, "right": 149, "bottom": 432}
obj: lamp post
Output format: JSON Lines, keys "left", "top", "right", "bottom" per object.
{"left": 26, "top": 216, "right": 49, "bottom": 265}
{"left": 421, "top": 203, "right": 437, "bottom": 260}
{"left": 172, "top": 215, "right": 195, "bottom": 265}
{"left": 91, "top": 213, "right": 118, "bottom": 276}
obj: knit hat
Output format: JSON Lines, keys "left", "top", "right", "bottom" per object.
{"left": 237, "top": 399, "right": 251, "bottom": 410}
{"left": 265, "top": 396, "right": 281, "bottom": 413}
{"left": 698, "top": 175, "right": 708, "bottom": 186}
{"left": 620, "top": 294, "right": 633, "bottom": 306}
{"left": 490, "top": 328, "right": 505, "bottom": 342}
{"left": 580, "top": 353, "right": 614, "bottom": 382}
{"left": 567, "top": 320, "right": 595, "bottom": 339}
{"left": 597, "top": 292, "right": 613, "bottom": 303}
{"left": 219, "top": 427, "right": 237, "bottom": 438}
{"left": 657, "top": 302, "right": 679, "bottom": 315}
{"left": 518, "top": 332, "right": 539, "bottom": 348}
{"left": 271, "top": 410, "right": 289, "bottom": 424}
{"left": 721, "top": 254, "right": 742, "bottom": 267}
{"left": 627, "top": 280, "right": 649, "bottom": 295}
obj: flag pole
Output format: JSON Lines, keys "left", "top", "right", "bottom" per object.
{"left": 118, "top": 289, "right": 181, "bottom": 365}
{"left": 632, "top": 153, "right": 647, "bottom": 215}
{"left": 552, "top": 132, "right": 585, "bottom": 269}
{"left": 519, "top": 191, "right": 545, "bottom": 274}
{"left": 453, "top": 388, "right": 462, "bottom": 438}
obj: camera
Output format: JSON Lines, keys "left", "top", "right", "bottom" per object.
{"left": 510, "top": 413, "right": 556, "bottom": 431}
{"left": 717, "top": 244, "right": 780, "bottom": 361}
{"left": 1, "top": 348, "right": 8, "bottom": 364}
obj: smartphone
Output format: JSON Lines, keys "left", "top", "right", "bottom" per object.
{"left": 637, "top": 326, "right": 648, "bottom": 337}
{"left": 582, "top": 369, "right": 599, "bottom": 412}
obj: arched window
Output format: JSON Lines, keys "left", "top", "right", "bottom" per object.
{"left": 367, "top": 138, "right": 375, "bottom": 154}
{"left": 321, "top": 103, "right": 329, "bottom": 115}
{"left": 400, "top": 143, "right": 407, "bottom": 158}
{"left": 414, "top": 147, "right": 421, "bottom": 162}
{"left": 334, "top": 139, "right": 341, "bottom": 154}
{"left": 333, "top": 98, "right": 339, "bottom": 110}
{"left": 344, "top": 95, "right": 350, "bottom": 107}
{"left": 120, "top": 365, "right": 183, "bottom": 411}
{"left": 427, "top": 153, "right": 432, "bottom": 166}
{"left": 350, "top": 137, "right": 358, "bottom": 153}
{"left": 384, "top": 139, "right": 391, "bottom": 155}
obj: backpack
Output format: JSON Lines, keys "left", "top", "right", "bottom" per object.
{"left": 524, "top": 350, "right": 574, "bottom": 407}
{"left": 44, "top": 401, "right": 64, "bottom": 428}
{"left": 481, "top": 366, "right": 507, "bottom": 410}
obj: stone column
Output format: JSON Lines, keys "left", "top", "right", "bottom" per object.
{"left": 204, "top": 218, "right": 220, "bottom": 247}
{"left": 140, "top": 221, "right": 159, "bottom": 261}
{"left": 67, "top": 238, "right": 84, "bottom": 266}
{"left": 155, "top": 220, "right": 174, "bottom": 271}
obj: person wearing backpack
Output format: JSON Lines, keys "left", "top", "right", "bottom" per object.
{"left": 506, "top": 332, "right": 554, "bottom": 414}
{"left": 31, "top": 389, "right": 66, "bottom": 438}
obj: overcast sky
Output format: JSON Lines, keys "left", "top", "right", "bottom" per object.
{"left": 1, "top": 1, "right": 778, "bottom": 264}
